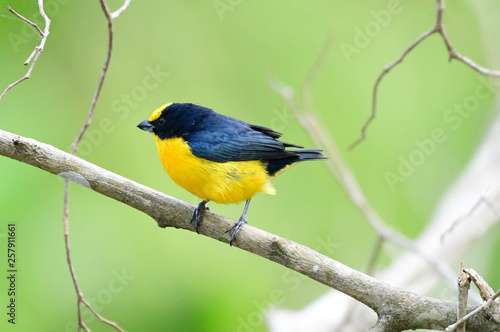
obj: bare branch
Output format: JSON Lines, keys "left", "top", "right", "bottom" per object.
{"left": 1, "top": 129, "right": 500, "bottom": 331}
{"left": 62, "top": 0, "right": 131, "bottom": 330}
{"left": 435, "top": 0, "right": 500, "bottom": 77}
{"left": 348, "top": 27, "right": 437, "bottom": 150}
{"left": 351, "top": 0, "right": 500, "bottom": 149}
{"left": 81, "top": 298, "right": 125, "bottom": 331}
{"left": 110, "top": 0, "right": 131, "bottom": 20}
{"left": 0, "top": 1, "right": 51, "bottom": 101}
{"left": 441, "top": 191, "right": 499, "bottom": 243}
{"left": 61, "top": 181, "right": 87, "bottom": 330}
{"left": 465, "top": 268, "right": 496, "bottom": 301}
{"left": 71, "top": 0, "right": 118, "bottom": 153}
{"left": 301, "top": 35, "right": 333, "bottom": 112}
{"left": 62, "top": 181, "right": 124, "bottom": 332}
{"left": 7, "top": 6, "right": 44, "bottom": 36}
{"left": 366, "top": 235, "right": 384, "bottom": 276}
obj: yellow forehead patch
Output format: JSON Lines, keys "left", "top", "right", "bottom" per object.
{"left": 149, "top": 103, "right": 173, "bottom": 122}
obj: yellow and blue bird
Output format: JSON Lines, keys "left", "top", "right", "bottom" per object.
{"left": 138, "top": 103, "right": 325, "bottom": 245}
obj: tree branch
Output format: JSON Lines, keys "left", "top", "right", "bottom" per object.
{"left": 350, "top": 0, "right": 500, "bottom": 149}
{"left": 1, "top": 129, "right": 499, "bottom": 331}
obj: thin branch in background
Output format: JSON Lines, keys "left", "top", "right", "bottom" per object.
{"left": 350, "top": 0, "right": 500, "bottom": 149}
{"left": 81, "top": 298, "right": 125, "bottom": 332}
{"left": 348, "top": 28, "right": 436, "bottom": 150}
{"left": 440, "top": 190, "right": 499, "bottom": 243}
{"left": 366, "top": 235, "right": 384, "bottom": 276}
{"left": 7, "top": 5, "right": 44, "bottom": 36}
{"left": 435, "top": 0, "right": 500, "bottom": 77}
{"left": 301, "top": 35, "right": 333, "bottom": 113}
{"left": 271, "top": 40, "right": 459, "bottom": 289}
{"left": 62, "top": 0, "right": 130, "bottom": 331}
{"left": 110, "top": 0, "right": 131, "bottom": 20}
{"left": 70, "top": 0, "right": 129, "bottom": 153}
{"left": 0, "top": 2, "right": 51, "bottom": 101}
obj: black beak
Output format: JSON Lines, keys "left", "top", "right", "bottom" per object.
{"left": 137, "top": 120, "right": 154, "bottom": 132}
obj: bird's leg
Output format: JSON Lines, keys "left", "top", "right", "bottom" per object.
{"left": 225, "top": 199, "right": 251, "bottom": 246}
{"left": 191, "top": 200, "right": 209, "bottom": 233}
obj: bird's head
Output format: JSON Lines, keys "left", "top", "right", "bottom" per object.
{"left": 137, "top": 102, "right": 172, "bottom": 139}
{"left": 138, "top": 103, "right": 214, "bottom": 140}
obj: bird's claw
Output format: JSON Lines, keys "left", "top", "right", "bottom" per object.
{"left": 191, "top": 201, "right": 208, "bottom": 233}
{"left": 225, "top": 217, "right": 247, "bottom": 246}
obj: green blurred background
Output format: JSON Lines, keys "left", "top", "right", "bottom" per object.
{"left": 1, "top": 0, "right": 499, "bottom": 331}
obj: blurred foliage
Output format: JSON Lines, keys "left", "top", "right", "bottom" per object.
{"left": 0, "top": 1, "right": 499, "bottom": 331}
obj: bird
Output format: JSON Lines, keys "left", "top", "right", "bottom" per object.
{"left": 137, "top": 103, "right": 325, "bottom": 245}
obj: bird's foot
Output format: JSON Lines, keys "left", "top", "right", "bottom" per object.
{"left": 225, "top": 216, "right": 247, "bottom": 246}
{"left": 191, "top": 201, "right": 208, "bottom": 233}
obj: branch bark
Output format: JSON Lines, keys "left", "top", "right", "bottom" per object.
{"left": 1, "top": 129, "right": 499, "bottom": 331}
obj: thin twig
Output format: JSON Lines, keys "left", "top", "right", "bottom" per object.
{"left": 435, "top": 0, "right": 500, "bottom": 77}
{"left": 71, "top": 0, "right": 114, "bottom": 153}
{"left": 111, "top": 0, "right": 132, "bottom": 20}
{"left": 63, "top": 1, "right": 130, "bottom": 331}
{"left": 63, "top": 181, "right": 90, "bottom": 332}
{"left": 348, "top": 27, "right": 437, "bottom": 150}
{"left": 350, "top": 0, "right": 500, "bottom": 149}
{"left": 7, "top": 6, "right": 45, "bottom": 36}
{"left": 441, "top": 190, "right": 499, "bottom": 243}
{"left": 302, "top": 35, "right": 333, "bottom": 113}
{"left": 81, "top": 298, "right": 125, "bottom": 331}
{"left": 0, "top": 1, "right": 51, "bottom": 101}
{"left": 366, "top": 235, "right": 384, "bottom": 276}
{"left": 445, "top": 288, "right": 500, "bottom": 332}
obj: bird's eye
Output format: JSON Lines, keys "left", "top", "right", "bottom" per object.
{"left": 157, "top": 118, "right": 166, "bottom": 126}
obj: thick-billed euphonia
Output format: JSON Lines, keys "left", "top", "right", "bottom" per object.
{"left": 138, "top": 103, "right": 325, "bottom": 245}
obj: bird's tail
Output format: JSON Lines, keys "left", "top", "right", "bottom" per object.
{"left": 266, "top": 149, "right": 326, "bottom": 176}
{"left": 293, "top": 149, "right": 326, "bottom": 162}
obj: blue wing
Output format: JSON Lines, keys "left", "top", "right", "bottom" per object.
{"left": 185, "top": 114, "right": 301, "bottom": 162}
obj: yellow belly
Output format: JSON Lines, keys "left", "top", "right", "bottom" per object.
{"left": 154, "top": 136, "right": 276, "bottom": 204}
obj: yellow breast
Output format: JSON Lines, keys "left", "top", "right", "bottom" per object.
{"left": 153, "top": 136, "right": 276, "bottom": 204}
